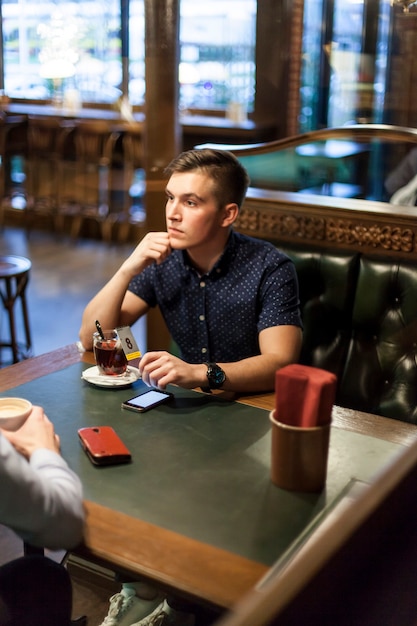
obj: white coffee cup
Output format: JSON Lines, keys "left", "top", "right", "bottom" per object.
{"left": 0, "top": 398, "right": 33, "bottom": 431}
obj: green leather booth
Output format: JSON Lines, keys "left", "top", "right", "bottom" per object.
{"left": 281, "top": 244, "right": 417, "bottom": 424}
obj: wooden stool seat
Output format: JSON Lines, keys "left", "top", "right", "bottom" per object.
{"left": 0, "top": 255, "right": 32, "bottom": 364}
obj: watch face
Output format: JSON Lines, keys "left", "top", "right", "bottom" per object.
{"left": 213, "top": 370, "right": 224, "bottom": 384}
{"left": 207, "top": 363, "right": 226, "bottom": 388}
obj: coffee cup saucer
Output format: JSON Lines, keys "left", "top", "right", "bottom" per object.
{"left": 82, "top": 366, "right": 140, "bottom": 388}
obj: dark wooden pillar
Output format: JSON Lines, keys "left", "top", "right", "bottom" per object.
{"left": 143, "top": 0, "right": 181, "bottom": 351}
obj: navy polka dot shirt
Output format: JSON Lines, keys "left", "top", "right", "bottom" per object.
{"left": 129, "top": 231, "right": 302, "bottom": 364}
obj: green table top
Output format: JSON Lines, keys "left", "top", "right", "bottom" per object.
{"left": 2, "top": 362, "right": 404, "bottom": 567}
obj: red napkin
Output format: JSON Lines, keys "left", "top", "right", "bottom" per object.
{"left": 275, "top": 364, "right": 337, "bottom": 427}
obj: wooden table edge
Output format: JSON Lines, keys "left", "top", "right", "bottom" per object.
{"left": 78, "top": 500, "right": 267, "bottom": 609}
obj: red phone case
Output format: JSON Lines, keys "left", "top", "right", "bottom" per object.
{"left": 78, "top": 426, "right": 132, "bottom": 466}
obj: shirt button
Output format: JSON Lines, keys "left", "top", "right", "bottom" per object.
{"left": 200, "top": 281, "right": 206, "bottom": 288}
{"left": 199, "top": 315, "right": 205, "bottom": 321}
{"left": 201, "top": 347, "right": 207, "bottom": 354}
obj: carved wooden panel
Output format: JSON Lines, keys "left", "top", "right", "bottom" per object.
{"left": 236, "top": 193, "right": 417, "bottom": 258}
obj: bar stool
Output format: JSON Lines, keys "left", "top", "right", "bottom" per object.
{"left": 118, "top": 121, "right": 145, "bottom": 242}
{"left": 58, "top": 120, "right": 120, "bottom": 241}
{"left": 106, "top": 121, "right": 145, "bottom": 242}
{"left": 25, "top": 116, "right": 75, "bottom": 233}
{"left": 0, "top": 114, "right": 8, "bottom": 228}
{"left": 0, "top": 255, "right": 32, "bottom": 365}
{"left": 0, "top": 113, "right": 28, "bottom": 228}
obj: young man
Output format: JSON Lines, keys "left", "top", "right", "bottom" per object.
{"left": 80, "top": 148, "right": 302, "bottom": 394}
{"left": 80, "top": 148, "right": 303, "bottom": 626}
{"left": 0, "top": 405, "right": 85, "bottom": 625}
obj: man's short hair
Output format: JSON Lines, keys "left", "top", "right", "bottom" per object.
{"left": 165, "top": 148, "right": 250, "bottom": 210}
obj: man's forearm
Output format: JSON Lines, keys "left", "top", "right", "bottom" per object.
{"left": 79, "top": 267, "right": 133, "bottom": 349}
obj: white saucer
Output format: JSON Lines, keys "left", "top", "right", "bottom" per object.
{"left": 82, "top": 365, "right": 140, "bottom": 388}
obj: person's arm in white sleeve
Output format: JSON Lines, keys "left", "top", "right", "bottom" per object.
{"left": 0, "top": 407, "right": 84, "bottom": 550}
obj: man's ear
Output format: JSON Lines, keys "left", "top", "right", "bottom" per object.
{"left": 221, "top": 203, "right": 239, "bottom": 226}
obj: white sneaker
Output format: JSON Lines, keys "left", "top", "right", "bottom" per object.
{"left": 99, "top": 585, "right": 163, "bottom": 626}
{"left": 130, "top": 599, "right": 195, "bottom": 626}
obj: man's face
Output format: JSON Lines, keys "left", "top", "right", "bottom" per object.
{"left": 165, "top": 171, "right": 225, "bottom": 250}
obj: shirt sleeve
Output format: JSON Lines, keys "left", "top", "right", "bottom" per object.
{"left": 258, "top": 252, "right": 303, "bottom": 332}
{"left": 128, "top": 263, "right": 157, "bottom": 307}
{"left": 0, "top": 435, "right": 85, "bottom": 550}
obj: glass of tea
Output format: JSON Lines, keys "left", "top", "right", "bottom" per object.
{"left": 93, "top": 329, "right": 128, "bottom": 376}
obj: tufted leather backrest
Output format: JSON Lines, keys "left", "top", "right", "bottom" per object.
{"left": 280, "top": 245, "right": 360, "bottom": 384}
{"left": 281, "top": 246, "right": 417, "bottom": 423}
{"left": 338, "top": 256, "right": 417, "bottom": 423}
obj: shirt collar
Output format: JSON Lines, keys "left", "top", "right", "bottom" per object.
{"left": 178, "top": 230, "right": 237, "bottom": 277}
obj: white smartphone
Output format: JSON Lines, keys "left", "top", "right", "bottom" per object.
{"left": 121, "top": 389, "right": 173, "bottom": 413}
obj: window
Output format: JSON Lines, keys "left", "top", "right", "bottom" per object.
{"left": 299, "top": 0, "right": 396, "bottom": 132}
{"left": 128, "top": 0, "right": 145, "bottom": 105}
{"left": 179, "top": 0, "right": 257, "bottom": 112}
{"left": 2, "top": 0, "right": 257, "bottom": 113}
{"left": 3, "top": 0, "right": 121, "bottom": 103}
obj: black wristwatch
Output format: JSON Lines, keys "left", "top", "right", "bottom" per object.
{"left": 205, "top": 362, "right": 226, "bottom": 390}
